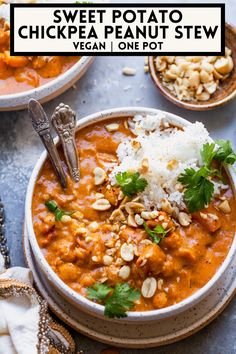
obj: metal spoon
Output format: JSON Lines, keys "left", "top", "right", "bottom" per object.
{"left": 51, "top": 103, "right": 80, "bottom": 183}
{"left": 28, "top": 99, "right": 67, "bottom": 189}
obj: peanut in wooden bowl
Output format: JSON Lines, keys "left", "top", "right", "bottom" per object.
{"left": 149, "top": 23, "right": 236, "bottom": 111}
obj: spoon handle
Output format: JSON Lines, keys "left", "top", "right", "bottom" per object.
{"left": 52, "top": 103, "right": 80, "bottom": 183}
{"left": 28, "top": 99, "right": 67, "bottom": 189}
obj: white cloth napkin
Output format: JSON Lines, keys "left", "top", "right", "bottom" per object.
{"left": 0, "top": 254, "right": 39, "bottom": 354}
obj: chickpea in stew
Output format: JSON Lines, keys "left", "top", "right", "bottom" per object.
{"left": 33, "top": 115, "right": 236, "bottom": 318}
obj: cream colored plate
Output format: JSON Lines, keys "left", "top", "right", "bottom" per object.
{"left": 23, "top": 222, "right": 236, "bottom": 349}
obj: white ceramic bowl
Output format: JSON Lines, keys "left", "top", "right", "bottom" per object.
{"left": 25, "top": 107, "right": 236, "bottom": 323}
{"left": 0, "top": 56, "right": 94, "bottom": 111}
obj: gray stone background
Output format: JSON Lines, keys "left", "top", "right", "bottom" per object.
{"left": 0, "top": 0, "right": 235, "bottom": 353}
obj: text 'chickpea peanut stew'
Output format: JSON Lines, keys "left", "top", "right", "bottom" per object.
{"left": 33, "top": 113, "right": 236, "bottom": 318}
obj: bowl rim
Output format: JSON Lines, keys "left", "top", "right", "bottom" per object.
{"left": 25, "top": 106, "right": 236, "bottom": 321}
{"left": 148, "top": 22, "right": 236, "bottom": 111}
{"left": 0, "top": 56, "right": 93, "bottom": 103}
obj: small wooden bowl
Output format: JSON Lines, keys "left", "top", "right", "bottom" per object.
{"left": 149, "top": 23, "right": 236, "bottom": 111}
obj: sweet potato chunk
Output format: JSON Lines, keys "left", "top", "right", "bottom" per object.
{"left": 4, "top": 51, "right": 29, "bottom": 67}
{"left": 193, "top": 204, "right": 222, "bottom": 233}
{"left": 177, "top": 247, "right": 197, "bottom": 263}
{"left": 38, "top": 56, "right": 62, "bottom": 78}
{"left": 161, "top": 231, "right": 183, "bottom": 250}
{"left": 136, "top": 244, "right": 166, "bottom": 275}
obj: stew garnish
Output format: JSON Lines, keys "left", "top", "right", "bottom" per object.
{"left": 45, "top": 200, "right": 74, "bottom": 221}
{"left": 143, "top": 222, "right": 171, "bottom": 244}
{"left": 179, "top": 140, "right": 236, "bottom": 213}
{"left": 87, "top": 283, "right": 140, "bottom": 318}
{"left": 115, "top": 172, "right": 148, "bottom": 197}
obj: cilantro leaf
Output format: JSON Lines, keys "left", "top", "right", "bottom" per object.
{"left": 45, "top": 200, "right": 74, "bottom": 221}
{"left": 178, "top": 140, "right": 235, "bottom": 213}
{"left": 87, "top": 283, "right": 112, "bottom": 302}
{"left": 200, "top": 140, "right": 236, "bottom": 167}
{"left": 116, "top": 172, "right": 148, "bottom": 197}
{"left": 87, "top": 283, "right": 140, "bottom": 318}
{"left": 178, "top": 166, "right": 209, "bottom": 186}
{"left": 215, "top": 140, "right": 236, "bottom": 165}
{"left": 104, "top": 284, "right": 140, "bottom": 318}
{"left": 201, "top": 143, "right": 216, "bottom": 168}
{"left": 143, "top": 222, "right": 170, "bottom": 244}
{"left": 178, "top": 167, "right": 214, "bottom": 213}
{"left": 183, "top": 177, "right": 214, "bottom": 213}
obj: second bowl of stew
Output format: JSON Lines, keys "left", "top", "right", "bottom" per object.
{"left": 0, "top": 4, "right": 94, "bottom": 111}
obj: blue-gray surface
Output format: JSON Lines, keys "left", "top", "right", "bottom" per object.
{"left": 0, "top": 0, "right": 236, "bottom": 353}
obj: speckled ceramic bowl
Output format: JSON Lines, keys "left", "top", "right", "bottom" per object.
{"left": 25, "top": 107, "right": 236, "bottom": 323}
{"left": 0, "top": 56, "right": 94, "bottom": 111}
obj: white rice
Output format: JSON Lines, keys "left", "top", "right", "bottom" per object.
{"left": 109, "top": 113, "right": 218, "bottom": 211}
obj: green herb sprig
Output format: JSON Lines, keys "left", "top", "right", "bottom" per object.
{"left": 178, "top": 140, "right": 236, "bottom": 213}
{"left": 214, "top": 140, "right": 236, "bottom": 165}
{"left": 143, "top": 222, "right": 171, "bottom": 244}
{"left": 87, "top": 283, "right": 140, "bottom": 318}
{"left": 45, "top": 200, "right": 74, "bottom": 221}
{"left": 116, "top": 172, "right": 148, "bottom": 197}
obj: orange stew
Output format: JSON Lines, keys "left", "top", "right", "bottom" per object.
{"left": 0, "top": 19, "right": 79, "bottom": 95}
{"left": 32, "top": 118, "right": 236, "bottom": 311}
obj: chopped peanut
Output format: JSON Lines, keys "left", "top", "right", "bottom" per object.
{"left": 155, "top": 49, "right": 234, "bottom": 102}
